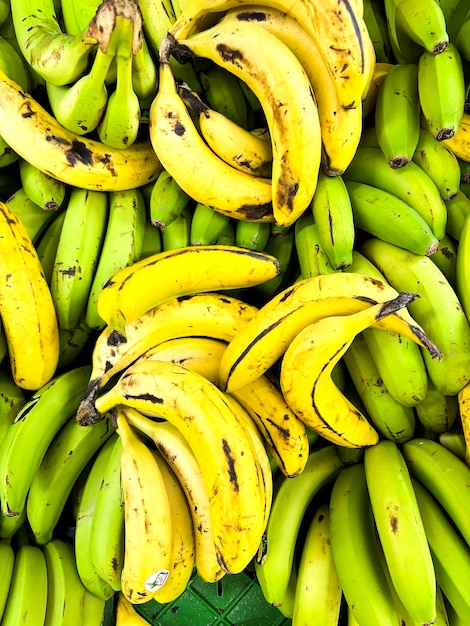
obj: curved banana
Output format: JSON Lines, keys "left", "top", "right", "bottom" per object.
{"left": 5, "top": 186, "right": 58, "bottom": 244}
{"left": 280, "top": 295, "right": 418, "bottom": 447}
{"left": 0, "top": 68, "right": 162, "bottom": 191}
{"left": 0, "top": 200, "right": 59, "bottom": 390}
{"left": 77, "top": 292, "right": 259, "bottom": 426}
{"left": 219, "top": 272, "right": 440, "bottom": 393}
{"left": 149, "top": 169, "right": 192, "bottom": 229}
{"left": 395, "top": 0, "right": 449, "bottom": 54}
{"left": 364, "top": 440, "right": 436, "bottom": 624}
{"left": 172, "top": 19, "right": 321, "bottom": 227}
{"left": 95, "top": 244, "right": 278, "bottom": 336}
{"left": 414, "top": 378, "right": 458, "bottom": 434}
{"left": 149, "top": 41, "right": 273, "bottom": 224}
{"left": 190, "top": 202, "right": 232, "bottom": 247}
{"left": 115, "top": 406, "right": 174, "bottom": 604}
{"left": 0, "top": 541, "right": 14, "bottom": 621}
{"left": 444, "top": 112, "right": 470, "bottom": 163}
{"left": 96, "top": 360, "right": 267, "bottom": 576}
{"left": 116, "top": 591, "right": 151, "bottom": 625}
{"left": 199, "top": 65, "right": 249, "bottom": 129}
{"left": 161, "top": 204, "right": 192, "bottom": 251}
{"left": 0, "top": 367, "right": 26, "bottom": 449}
{"left": 446, "top": 188, "right": 470, "bottom": 241}
{"left": 36, "top": 211, "right": 66, "bottom": 285}
{"left": 294, "top": 210, "right": 335, "bottom": 278}
{"left": 18, "top": 159, "right": 66, "bottom": 211}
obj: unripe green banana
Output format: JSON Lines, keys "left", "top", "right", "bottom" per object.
{"left": 412, "top": 128, "right": 461, "bottom": 201}
{"left": 395, "top": 0, "right": 449, "bottom": 54}
{"left": 5, "top": 186, "right": 58, "bottom": 244}
{"left": 429, "top": 233, "right": 457, "bottom": 285}
{"left": 414, "top": 378, "right": 458, "bottom": 434}
{"left": 190, "top": 202, "right": 231, "bottom": 246}
{"left": 18, "top": 159, "right": 66, "bottom": 211}
{"left": 161, "top": 204, "right": 192, "bottom": 251}
{"left": 294, "top": 210, "right": 335, "bottom": 279}
{"left": 235, "top": 219, "right": 272, "bottom": 251}
{"left": 446, "top": 189, "right": 470, "bottom": 241}
{"left": 418, "top": 43, "right": 466, "bottom": 141}
{"left": 140, "top": 220, "right": 162, "bottom": 258}
{"left": 199, "top": 66, "right": 249, "bottom": 129}
{"left": 149, "top": 169, "right": 192, "bottom": 229}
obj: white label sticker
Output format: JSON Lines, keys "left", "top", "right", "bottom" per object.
{"left": 145, "top": 569, "right": 170, "bottom": 592}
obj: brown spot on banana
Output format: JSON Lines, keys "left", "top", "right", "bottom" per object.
{"left": 222, "top": 439, "right": 239, "bottom": 492}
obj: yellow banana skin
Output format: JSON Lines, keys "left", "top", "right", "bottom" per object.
{"left": 364, "top": 440, "right": 436, "bottom": 624}
{"left": 329, "top": 462, "right": 399, "bottom": 626}
{"left": 292, "top": 503, "right": 342, "bottom": 626}
{"left": 280, "top": 296, "right": 418, "bottom": 447}
{"left": 116, "top": 591, "right": 150, "bottom": 625}
{"left": 149, "top": 42, "right": 273, "bottom": 224}
{"left": 254, "top": 445, "right": 344, "bottom": 609}
{"left": 125, "top": 408, "right": 225, "bottom": 584}
{"left": 77, "top": 292, "right": 259, "bottom": 426}
{"left": 219, "top": 272, "right": 440, "bottom": 393}
{"left": 96, "top": 361, "right": 267, "bottom": 576}
{"left": 444, "top": 112, "right": 470, "bottom": 163}
{"left": 0, "top": 68, "right": 162, "bottom": 191}
{"left": 0, "top": 200, "right": 59, "bottom": 390}
{"left": 173, "top": 20, "right": 321, "bottom": 227}
{"left": 96, "top": 244, "right": 279, "bottom": 336}
{"left": 115, "top": 406, "right": 174, "bottom": 605}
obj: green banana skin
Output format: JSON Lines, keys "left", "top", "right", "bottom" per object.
{"left": 329, "top": 462, "right": 399, "bottom": 626}
{"left": 5, "top": 186, "right": 59, "bottom": 244}
{"left": 161, "top": 204, "right": 193, "bottom": 251}
{"left": 200, "top": 66, "right": 249, "bottom": 130}
{"left": 252, "top": 226, "right": 295, "bottom": 303}
{"left": 446, "top": 189, "right": 470, "bottom": 241}
{"left": 345, "top": 180, "right": 439, "bottom": 256}
{"left": 140, "top": 220, "right": 163, "bottom": 258}
{"left": 57, "top": 317, "right": 94, "bottom": 369}
{"left": 190, "top": 202, "right": 232, "bottom": 246}
{"left": 364, "top": 440, "right": 436, "bottom": 624}
{"left": 412, "top": 477, "right": 470, "bottom": 623}
{"left": 254, "top": 445, "right": 344, "bottom": 608}
{"left": 415, "top": 378, "right": 459, "bottom": 434}
{"left": 0, "top": 364, "right": 92, "bottom": 518}
{"left": 36, "top": 211, "right": 66, "bottom": 285}
{"left": 362, "top": 0, "right": 395, "bottom": 63}
{"left": 361, "top": 237, "right": 470, "bottom": 397}
{"left": 412, "top": 128, "right": 462, "bottom": 202}
{"left": 455, "top": 212, "right": 470, "bottom": 322}
{"left": 343, "top": 334, "right": 416, "bottom": 443}
{"left": 235, "top": 219, "right": 271, "bottom": 251}
{"left": 430, "top": 233, "right": 457, "bottom": 286}
{"left": 395, "top": 0, "right": 449, "bottom": 54}
{"left": 401, "top": 437, "right": 470, "bottom": 547}
{"left": 0, "top": 34, "right": 30, "bottom": 91}
{"left": 26, "top": 413, "right": 114, "bottom": 545}
{"left": 0, "top": 541, "right": 14, "bottom": 621}
{"left": 438, "top": 421, "right": 467, "bottom": 463}
{"left": 0, "top": 367, "right": 26, "bottom": 449}
{"left": 343, "top": 145, "right": 447, "bottom": 240}
{"left": 294, "top": 210, "right": 335, "bottom": 279}
{"left": 150, "top": 169, "right": 192, "bottom": 229}
{"left": 18, "top": 159, "right": 66, "bottom": 211}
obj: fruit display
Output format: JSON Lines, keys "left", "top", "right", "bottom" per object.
{"left": 1, "top": 0, "right": 470, "bottom": 624}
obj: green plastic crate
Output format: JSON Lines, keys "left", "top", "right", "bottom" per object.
{"left": 134, "top": 568, "right": 292, "bottom": 625}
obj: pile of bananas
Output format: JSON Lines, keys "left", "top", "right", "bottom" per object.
{"left": 1, "top": 0, "right": 470, "bottom": 624}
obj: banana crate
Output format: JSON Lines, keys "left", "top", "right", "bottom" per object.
{"left": 131, "top": 568, "right": 291, "bottom": 625}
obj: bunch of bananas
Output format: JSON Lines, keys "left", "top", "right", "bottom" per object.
{"left": 1, "top": 0, "right": 470, "bottom": 624}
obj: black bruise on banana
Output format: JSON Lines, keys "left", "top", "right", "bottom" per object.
{"left": 222, "top": 438, "right": 239, "bottom": 492}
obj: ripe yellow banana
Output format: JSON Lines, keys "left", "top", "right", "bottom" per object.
{"left": 172, "top": 19, "right": 321, "bottom": 227}
{"left": 0, "top": 68, "right": 162, "bottom": 191}
{"left": 280, "top": 294, "right": 421, "bottom": 447}
{"left": 0, "top": 200, "right": 59, "bottom": 390}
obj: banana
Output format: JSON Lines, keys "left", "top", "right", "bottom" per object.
{"left": 42, "top": 539, "right": 87, "bottom": 626}
{"left": 431, "top": 233, "right": 457, "bottom": 286}
{"left": 219, "top": 5, "right": 364, "bottom": 176}
{"left": 219, "top": 271, "right": 440, "bottom": 392}
{"left": 343, "top": 145, "right": 447, "bottom": 240}
{"left": 161, "top": 203, "right": 192, "bottom": 251}
{"left": 90, "top": 433, "right": 125, "bottom": 592}
{"left": 446, "top": 188, "right": 470, "bottom": 241}
{"left": 36, "top": 211, "right": 66, "bottom": 284}
{"left": 418, "top": 43, "right": 466, "bottom": 141}
{"left": 18, "top": 159, "right": 66, "bottom": 211}
{"left": 235, "top": 220, "right": 271, "bottom": 252}
{"left": 96, "top": 243, "right": 279, "bottom": 335}
{"left": 124, "top": 407, "right": 225, "bottom": 584}
{"left": 342, "top": 334, "right": 416, "bottom": 443}
{"left": 254, "top": 445, "right": 344, "bottom": 609}
{"left": 0, "top": 68, "right": 162, "bottom": 191}
{"left": 364, "top": 440, "right": 436, "bottom": 624}
{"left": 190, "top": 202, "right": 232, "bottom": 246}
{"left": 0, "top": 540, "right": 14, "bottom": 621}
{"left": 0, "top": 200, "right": 59, "bottom": 389}
{"left": 362, "top": 61, "right": 393, "bottom": 120}
{"left": 149, "top": 449, "right": 196, "bottom": 603}
{"left": 349, "top": 179, "right": 440, "bottom": 255}
{"left": 292, "top": 502, "right": 342, "bottom": 626}
{"left": 361, "top": 237, "right": 470, "bottom": 396}
{"left": 401, "top": 437, "right": 470, "bottom": 546}
{"left": 438, "top": 419, "right": 467, "bottom": 464}
{"left": 0, "top": 30, "right": 30, "bottom": 91}
{"left": 443, "top": 112, "right": 470, "bottom": 163}
{"left": 85, "top": 187, "right": 147, "bottom": 331}
{"left": 57, "top": 316, "right": 94, "bottom": 369}
{"left": 395, "top": 0, "right": 449, "bottom": 54}
{"left": 0, "top": 136, "right": 18, "bottom": 169}
{"left": 294, "top": 210, "right": 335, "bottom": 279}
{"left": 97, "top": 13, "right": 142, "bottom": 149}
{"left": 51, "top": 187, "right": 108, "bottom": 330}
{"left": 149, "top": 169, "right": 192, "bottom": 229}
{"left": 172, "top": 20, "right": 322, "bottom": 227}
{"left": 11, "top": 0, "right": 96, "bottom": 86}
{"left": 77, "top": 292, "right": 259, "bottom": 426}
{"left": 96, "top": 361, "right": 267, "bottom": 576}
{"left": 137, "top": 0, "right": 176, "bottom": 59}
{"left": 280, "top": 295, "right": 419, "bottom": 447}
{"left": 114, "top": 406, "right": 174, "bottom": 604}
{"left": 415, "top": 378, "right": 459, "bottom": 434}
{"left": 74, "top": 432, "right": 117, "bottom": 601}
{"left": 374, "top": 62, "right": 420, "bottom": 168}
{"left": 82, "top": 590, "right": 107, "bottom": 626}
{"left": 329, "top": 462, "right": 399, "bottom": 626}
{"left": 116, "top": 591, "right": 151, "bottom": 625}
{"left": 455, "top": 211, "right": 470, "bottom": 323}
{"left": 140, "top": 220, "right": 162, "bottom": 258}
{"left": 310, "top": 171, "right": 355, "bottom": 270}
{"left": 457, "top": 378, "right": 470, "bottom": 465}
{"left": 5, "top": 186, "right": 58, "bottom": 244}
{"left": 0, "top": 544, "right": 48, "bottom": 626}
{"left": 362, "top": 0, "right": 394, "bottom": 64}
{"left": 132, "top": 35, "right": 158, "bottom": 102}
{"left": 180, "top": 84, "right": 272, "bottom": 177}
{"left": 26, "top": 413, "right": 113, "bottom": 545}
{"left": 60, "top": 0, "right": 101, "bottom": 34}
{"left": 0, "top": 364, "right": 91, "bottom": 517}
{"left": 45, "top": 44, "right": 113, "bottom": 136}
{"left": 149, "top": 41, "right": 273, "bottom": 224}
{"left": 170, "top": 0, "right": 373, "bottom": 111}
{"left": 412, "top": 128, "right": 462, "bottom": 201}
{"left": 344, "top": 250, "right": 430, "bottom": 408}
{"left": 199, "top": 65, "right": 249, "bottom": 130}
{"left": 252, "top": 225, "right": 295, "bottom": 302}
{"left": 0, "top": 367, "right": 26, "bottom": 449}
{"left": 455, "top": 10, "right": 470, "bottom": 62}
{"left": 412, "top": 477, "right": 470, "bottom": 623}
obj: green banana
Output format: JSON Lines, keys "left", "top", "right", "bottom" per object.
{"left": 18, "top": 159, "right": 66, "bottom": 211}
{"left": 5, "top": 186, "right": 58, "bottom": 244}
{"left": 199, "top": 66, "right": 249, "bottom": 130}
{"left": 0, "top": 540, "right": 14, "bottom": 621}
{"left": 140, "top": 219, "right": 163, "bottom": 258}
{"left": 414, "top": 378, "right": 459, "bottom": 434}
{"left": 294, "top": 210, "right": 335, "bottom": 279}
{"left": 190, "top": 202, "right": 232, "bottom": 246}
{"left": 395, "top": 0, "right": 449, "bottom": 54}
{"left": 235, "top": 219, "right": 272, "bottom": 251}
{"left": 161, "top": 203, "right": 192, "bottom": 251}
{"left": 446, "top": 189, "right": 470, "bottom": 241}
{"left": 0, "top": 366, "right": 26, "bottom": 449}
{"left": 149, "top": 169, "right": 192, "bottom": 229}
{"left": 430, "top": 233, "right": 457, "bottom": 285}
